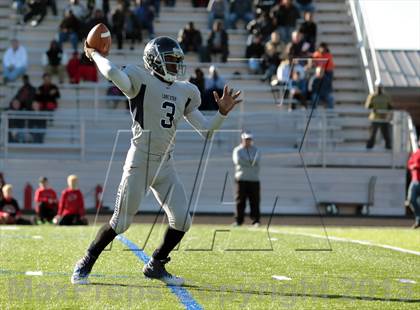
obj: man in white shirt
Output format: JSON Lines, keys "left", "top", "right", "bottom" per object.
{"left": 3, "top": 39, "right": 28, "bottom": 84}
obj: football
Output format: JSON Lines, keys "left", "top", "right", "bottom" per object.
{"left": 86, "top": 23, "right": 112, "bottom": 55}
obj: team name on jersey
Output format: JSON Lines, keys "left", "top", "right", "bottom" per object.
{"left": 162, "top": 94, "right": 177, "bottom": 102}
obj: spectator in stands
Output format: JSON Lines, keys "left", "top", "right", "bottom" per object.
{"left": 228, "top": 0, "right": 254, "bottom": 30}
{"left": 55, "top": 175, "right": 87, "bottom": 225}
{"left": 107, "top": 82, "right": 129, "bottom": 109}
{"left": 232, "top": 131, "right": 261, "bottom": 227}
{"left": 365, "top": 81, "right": 392, "bottom": 150}
{"left": 295, "top": 0, "right": 315, "bottom": 14}
{"left": 245, "top": 34, "right": 265, "bottom": 74}
{"left": 207, "top": 20, "right": 229, "bottom": 63}
{"left": 34, "top": 177, "right": 57, "bottom": 223}
{"left": 84, "top": 9, "right": 110, "bottom": 38}
{"left": 202, "top": 65, "right": 225, "bottom": 111}
{"left": 134, "top": 0, "right": 155, "bottom": 39}
{"left": 407, "top": 144, "right": 420, "bottom": 229}
{"left": 0, "top": 184, "right": 33, "bottom": 225}
{"left": 246, "top": 8, "right": 274, "bottom": 43}
{"left": 299, "top": 12, "right": 317, "bottom": 52}
{"left": 189, "top": 68, "right": 206, "bottom": 105}
{"left": 192, "top": 0, "right": 209, "bottom": 7}
{"left": 270, "top": 0, "right": 300, "bottom": 43}
{"left": 285, "top": 30, "right": 311, "bottom": 60}
{"left": 260, "top": 41, "right": 281, "bottom": 82}
{"left": 15, "top": 75, "right": 36, "bottom": 110}
{"left": 42, "top": 40, "right": 67, "bottom": 84}
{"left": 67, "top": 51, "right": 81, "bottom": 84}
{"left": 178, "top": 22, "right": 203, "bottom": 54}
{"left": 7, "top": 99, "right": 26, "bottom": 143}
{"left": 64, "top": 0, "right": 88, "bottom": 22}
{"left": 58, "top": 9, "right": 80, "bottom": 51}
{"left": 13, "top": 0, "right": 26, "bottom": 24}
{"left": 36, "top": 73, "right": 60, "bottom": 112}
{"left": 312, "top": 42, "right": 335, "bottom": 90}
{"left": 112, "top": 3, "right": 142, "bottom": 50}
{"left": 2, "top": 39, "right": 28, "bottom": 84}
{"left": 207, "top": 0, "right": 228, "bottom": 29}
{"left": 265, "top": 31, "right": 286, "bottom": 58}
{"left": 288, "top": 70, "right": 307, "bottom": 109}
{"left": 276, "top": 57, "right": 305, "bottom": 86}
{"left": 23, "top": 0, "right": 47, "bottom": 27}
{"left": 28, "top": 101, "right": 47, "bottom": 143}
{"left": 308, "top": 66, "right": 334, "bottom": 109}
{"left": 47, "top": 0, "right": 58, "bottom": 16}
{"left": 78, "top": 53, "right": 98, "bottom": 82}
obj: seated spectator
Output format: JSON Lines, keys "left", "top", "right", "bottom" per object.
{"left": 13, "top": 0, "right": 26, "bottom": 24}
{"left": 2, "top": 39, "right": 28, "bottom": 84}
{"left": 202, "top": 65, "right": 225, "bottom": 111}
{"left": 308, "top": 66, "right": 334, "bottom": 109}
{"left": 84, "top": 9, "right": 110, "bottom": 38}
{"left": 0, "top": 184, "right": 33, "bottom": 225}
{"left": 207, "top": 20, "right": 229, "bottom": 63}
{"left": 288, "top": 70, "right": 307, "bottom": 109}
{"left": 270, "top": 0, "right": 300, "bottom": 43}
{"left": 265, "top": 31, "right": 286, "bottom": 57}
{"left": 192, "top": 0, "right": 209, "bottom": 7}
{"left": 134, "top": 0, "right": 155, "bottom": 39}
{"left": 34, "top": 177, "right": 57, "bottom": 223}
{"left": 261, "top": 41, "right": 281, "bottom": 82}
{"left": 312, "top": 42, "right": 335, "bottom": 90}
{"left": 189, "top": 68, "right": 206, "bottom": 103}
{"left": 15, "top": 75, "right": 36, "bottom": 110}
{"left": 107, "top": 82, "right": 129, "bottom": 109}
{"left": 67, "top": 51, "right": 81, "bottom": 84}
{"left": 64, "top": 0, "right": 88, "bottom": 23}
{"left": 28, "top": 101, "right": 47, "bottom": 143}
{"left": 36, "top": 73, "right": 60, "bottom": 111}
{"left": 299, "top": 12, "right": 317, "bottom": 52}
{"left": 285, "top": 30, "right": 311, "bottom": 60}
{"left": 42, "top": 40, "right": 67, "bottom": 84}
{"left": 23, "top": 0, "right": 47, "bottom": 27}
{"left": 276, "top": 58, "right": 305, "bottom": 86}
{"left": 295, "top": 0, "right": 315, "bottom": 14}
{"left": 245, "top": 35, "right": 265, "bottom": 74}
{"left": 207, "top": 0, "right": 228, "bottom": 29}
{"left": 228, "top": 0, "right": 253, "bottom": 29}
{"left": 178, "top": 22, "right": 203, "bottom": 54}
{"left": 78, "top": 53, "right": 98, "bottom": 82}
{"left": 7, "top": 99, "right": 26, "bottom": 143}
{"left": 47, "top": 0, "right": 58, "bottom": 16}
{"left": 54, "top": 174, "right": 87, "bottom": 225}
{"left": 246, "top": 8, "right": 274, "bottom": 43}
{"left": 58, "top": 10, "right": 80, "bottom": 51}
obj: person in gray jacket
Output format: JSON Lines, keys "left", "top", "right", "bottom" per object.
{"left": 232, "top": 131, "right": 261, "bottom": 227}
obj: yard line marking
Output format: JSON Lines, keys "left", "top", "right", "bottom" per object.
{"left": 398, "top": 279, "right": 417, "bottom": 284}
{"left": 117, "top": 235, "right": 203, "bottom": 310}
{"left": 271, "top": 230, "right": 420, "bottom": 256}
{"left": 0, "top": 226, "right": 19, "bottom": 230}
{"left": 272, "top": 275, "right": 292, "bottom": 281}
{"left": 25, "top": 271, "right": 43, "bottom": 276}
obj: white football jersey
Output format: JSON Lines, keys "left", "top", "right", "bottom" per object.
{"left": 121, "top": 65, "right": 201, "bottom": 155}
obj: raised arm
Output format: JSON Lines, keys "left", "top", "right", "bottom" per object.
{"left": 185, "top": 85, "right": 242, "bottom": 138}
{"left": 84, "top": 41, "right": 134, "bottom": 97}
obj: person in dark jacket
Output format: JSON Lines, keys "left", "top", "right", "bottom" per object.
{"left": 308, "top": 66, "right": 334, "bottom": 109}
{"left": 23, "top": 0, "right": 47, "bottom": 27}
{"left": 58, "top": 10, "right": 80, "bottom": 51}
{"left": 189, "top": 68, "right": 206, "bottom": 104}
{"left": 245, "top": 35, "right": 265, "bottom": 74}
{"left": 14, "top": 75, "right": 36, "bottom": 110}
{"left": 270, "top": 0, "right": 300, "bottom": 43}
{"left": 299, "top": 12, "right": 317, "bottom": 52}
{"left": 207, "top": 20, "right": 229, "bottom": 62}
{"left": 36, "top": 73, "right": 60, "bottom": 111}
{"left": 28, "top": 101, "right": 47, "bottom": 143}
{"left": 228, "top": 0, "right": 253, "bottom": 29}
{"left": 178, "top": 22, "right": 203, "bottom": 53}
{"left": 43, "top": 40, "right": 67, "bottom": 83}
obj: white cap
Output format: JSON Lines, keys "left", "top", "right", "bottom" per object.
{"left": 241, "top": 131, "right": 253, "bottom": 140}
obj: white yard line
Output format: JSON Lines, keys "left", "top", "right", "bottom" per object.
{"left": 270, "top": 229, "right": 420, "bottom": 256}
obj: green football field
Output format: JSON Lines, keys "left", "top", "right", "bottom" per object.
{"left": 0, "top": 224, "right": 419, "bottom": 309}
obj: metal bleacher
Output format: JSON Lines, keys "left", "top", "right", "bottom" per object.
{"left": 0, "top": 0, "right": 410, "bottom": 216}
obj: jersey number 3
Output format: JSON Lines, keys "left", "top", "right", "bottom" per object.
{"left": 161, "top": 101, "right": 175, "bottom": 128}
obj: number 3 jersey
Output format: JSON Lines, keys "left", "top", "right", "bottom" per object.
{"left": 121, "top": 65, "right": 201, "bottom": 155}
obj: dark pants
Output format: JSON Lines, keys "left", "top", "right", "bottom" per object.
{"left": 58, "top": 214, "right": 88, "bottom": 225}
{"left": 408, "top": 181, "right": 420, "bottom": 225}
{"left": 38, "top": 203, "right": 56, "bottom": 222}
{"left": 366, "top": 122, "right": 391, "bottom": 149}
{"left": 235, "top": 181, "right": 260, "bottom": 225}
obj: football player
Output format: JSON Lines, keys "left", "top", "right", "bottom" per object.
{"left": 71, "top": 36, "right": 241, "bottom": 286}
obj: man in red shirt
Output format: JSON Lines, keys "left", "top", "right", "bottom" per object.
{"left": 407, "top": 147, "right": 420, "bottom": 229}
{"left": 55, "top": 175, "right": 87, "bottom": 225}
{"left": 34, "top": 176, "right": 57, "bottom": 223}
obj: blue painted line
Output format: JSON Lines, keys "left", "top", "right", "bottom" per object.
{"left": 117, "top": 235, "right": 203, "bottom": 310}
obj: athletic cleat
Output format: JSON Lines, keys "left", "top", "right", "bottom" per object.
{"left": 71, "top": 255, "right": 96, "bottom": 284}
{"left": 142, "top": 257, "right": 185, "bottom": 286}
